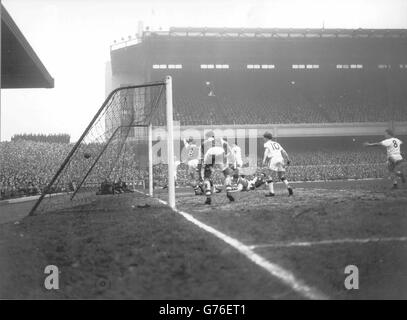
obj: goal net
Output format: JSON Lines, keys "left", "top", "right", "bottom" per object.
{"left": 29, "top": 76, "right": 176, "bottom": 215}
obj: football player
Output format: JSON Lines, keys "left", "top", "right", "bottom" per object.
{"left": 182, "top": 136, "right": 203, "bottom": 195}
{"left": 364, "top": 129, "right": 405, "bottom": 189}
{"left": 230, "top": 173, "right": 266, "bottom": 192}
{"left": 200, "top": 131, "right": 234, "bottom": 205}
{"left": 262, "top": 131, "right": 293, "bottom": 197}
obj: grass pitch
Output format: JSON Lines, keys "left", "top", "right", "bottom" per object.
{"left": 0, "top": 179, "right": 406, "bottom": 299}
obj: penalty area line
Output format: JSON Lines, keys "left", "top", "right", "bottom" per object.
{"left": 249, "top": 236, "right": 407, "bottom": 250}
{"left": 134, "top": 190, "right": 328, "bottom": 300}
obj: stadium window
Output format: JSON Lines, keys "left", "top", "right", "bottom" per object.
{"left": 152, "top": 65, "right": 160, "bottom": 69}
{"left": 298, "top": 64, "right": 305, "bottom": 69}
{"left": 343, "top": 65, "right": 349, "bottom": 69}
{"left": 253, "top": 64, "right": 260, "bottom": 69}
{"left": 200, "top": 64, "right": 208, "bottom": 69}
{"left": 356, "top": 64, "right": 363, "bottom": 69}
{"left": 350, "top": 64, "right": 357, "bottom": 69}
{"left": 305, "top": 64, "right": 320, "bottom": 69}
{"left": 222, "top": 64, "right": 229, "bottom": 69}
{"left": 215, "top": 64, "right": 229, "bottom": 69}
{"left": 207, "top": 64, "right": 214, "bottom": 69}
{"left": 167, "top": 64, "right": 182, "bottom": 69}
{"left": 261, "top": 64, "right": 275, "bottom": 69}
{"left": 336, "top": 64, "right": 342, "bottom": 69}
{"left": 292, "top": 65, "right": 298, "bottom": 69}
{"left": 159, "top": 64, "right": 167, "bottom": 69}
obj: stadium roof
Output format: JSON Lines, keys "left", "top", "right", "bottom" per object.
{"left": 1, "top": 4, "right": 54, "bottom": 88}
{"left": 163, "top": 27, "right": 407, "bottom": 39}
{"left": 111, "top": 27, "right": 407, "bottom": 51}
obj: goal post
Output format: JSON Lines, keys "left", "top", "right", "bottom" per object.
{"left": 148, "top": 123, "right": 153, "bottom": 197}
{"left": 165, "top": 76, "right": 176, "bottom": 209}
{"left": 29, "top": 76, "right": 176, "bottom": 215}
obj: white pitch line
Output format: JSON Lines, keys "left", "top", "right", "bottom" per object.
{"left": 134, "top": 190, "right": 327, "bottom": 300}
{"left": 249, "top": 237, "right": 407, "bottom": 250}
{"left": 289, "top": 178, "right": 383, "bottom": 184}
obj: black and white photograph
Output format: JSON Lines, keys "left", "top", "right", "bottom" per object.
{"left": 0, "top": 0, "right": 407, "bottom": 305}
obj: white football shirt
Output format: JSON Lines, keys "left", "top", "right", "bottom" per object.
{"left": 231, "top": 145, "right": 243, "bottom": 167}
{"left": 264, "top": 141, "right": 284, "bottom": 159}
{"left": 380, "top": 138, "right": 402, "bottom": 158}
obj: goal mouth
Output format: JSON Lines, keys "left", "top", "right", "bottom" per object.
{"left": 29, "top": 77, "right": 176, "bottom": 215}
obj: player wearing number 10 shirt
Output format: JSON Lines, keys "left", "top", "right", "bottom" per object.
{"left": 364, "top": 129, "right": 406, "bottom": 189}
{"left": 262, "top": 131, "right": 293, "bottom": 197}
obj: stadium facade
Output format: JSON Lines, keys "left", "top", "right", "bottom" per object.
{"left": 106, "top": 27, "right": 407, "bottom": 138}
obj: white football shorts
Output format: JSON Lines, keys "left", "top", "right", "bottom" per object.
{"left": 267, "top": 156, "right": 286, "bottom": 172}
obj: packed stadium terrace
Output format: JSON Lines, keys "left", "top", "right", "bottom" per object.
{"left": 168, "top": 71, "right": 407, "bottom": 125}
{"left": 0, "top": 138, "right": 392, "bottom": 200}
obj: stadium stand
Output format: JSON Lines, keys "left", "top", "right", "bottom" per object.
{"left": 109, "top": 28, "right": 407, "bottom": 126}
{"left": 168, "top": 71, "right": 407, "bottom": 125}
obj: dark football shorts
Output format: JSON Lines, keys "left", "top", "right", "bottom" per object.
{"left": 203, "top": 164, "right": 234, "bottom": 179}
{"left": 387, "top": 157, "right": 404, "bottom": 172}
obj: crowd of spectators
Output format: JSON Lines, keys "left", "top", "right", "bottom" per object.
{"left": 11, "top": 133, "right": 70, "bottom": 144}
{"left": 0, "top": 141, "right": 69, "bottom": 199}
{"left": 170, "top": 75, "right": 407, "bottom": 125}
{"left": 0, "top": 140, "right": 391, "bottom": 200}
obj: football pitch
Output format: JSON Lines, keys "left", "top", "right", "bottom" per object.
{"left": 1, "top": 179, "right": 406, "bottom": 299}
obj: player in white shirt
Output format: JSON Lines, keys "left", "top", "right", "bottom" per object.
{"left": 200, "top": 131, "right": 235, "bottom": 205}
{"left": 262, "top": 131, "right": 293, "bottom": 197}
{"left": 364, "top": 129, "right": 406, "bottom": 189}
{"left": 223, "top": 138, "right": 243, "bottom": 175}
{"left": 230, "top": 142, "right": 243, "bottom": 169}
{"left": 182, "top": 136, "right": 202, "bottom": 195}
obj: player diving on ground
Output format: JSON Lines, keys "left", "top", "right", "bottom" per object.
{"left": 364, "top": 129, "right": 406, "bottom": 189}
{"left": 223, "top": 139, "right": 266, "bottom": 193}
{"left": 262, "top": 131, "right": 293, "bottom": 197}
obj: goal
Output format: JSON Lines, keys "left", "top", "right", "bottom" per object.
{"left": 29, "top": 76, "right": 176, "bottom": 215}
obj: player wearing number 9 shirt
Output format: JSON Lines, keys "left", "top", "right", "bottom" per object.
{"left": 364, "top": 129, "right": 406, "bottom": 189}
{"left": 262, "top": 131, "right": 293, "bottom": 197}
{"left": 182, "top": 136, "right": 202, "bottom": 195}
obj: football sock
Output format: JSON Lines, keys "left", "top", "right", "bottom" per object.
{"left": 225, "top": 176, "right": 232, "bottom": 193}
{"left": 268, "top": 182, "right": 274, "bottom": 194}
{"left": 281, "top": 177, "right": 290, "bottom": 188}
